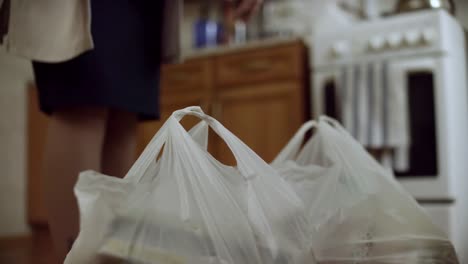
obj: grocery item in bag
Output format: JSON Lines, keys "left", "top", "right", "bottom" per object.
{"left": 64, "top": 121, "right": 209, "bottom": 263}
{"left": 272, "top": 116, "right": 459, "bottom": 264}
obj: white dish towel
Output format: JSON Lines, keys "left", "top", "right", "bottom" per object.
{"left": 337, "top": 61, "right": 411, "bottom": 172}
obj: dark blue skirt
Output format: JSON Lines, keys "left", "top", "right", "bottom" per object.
{"left": 32, "top": 0, "right": 163, "bottom": 120}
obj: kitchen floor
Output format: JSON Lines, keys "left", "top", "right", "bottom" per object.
{"left": 0, "top": 228, "right": 56, "bottom": 264}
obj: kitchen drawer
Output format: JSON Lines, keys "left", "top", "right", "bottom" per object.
{"left": 215, "top": 42, "right": 304, "bottom": 87}
{"left": 161, "top": 59, "right": 213, "bottom": 94}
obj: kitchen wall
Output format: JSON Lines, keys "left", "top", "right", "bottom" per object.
{"left": 181, "top": 2, "right": 200, "bottom": 55}
{"left": 0, "top": 47, "right": 33, "bottom": 237}
{"left": 181, "top": 0, "right": 468, "bottom": 43}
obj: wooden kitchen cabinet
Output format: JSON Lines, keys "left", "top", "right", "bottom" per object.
{"left": 137, "top": 57, "right": 215, "bottom": 155}
{"left": 28, "top": 39, "right": 309, "bottom": 226}
{"left": 214, "top": 81, "right": 305, "bottom": 164}
{"left": 212, "top": 41, "right": 307, "bottom": 164}
{"left": 138, "top": 39, "right": 309, "bottom": 162}
{"left": 215, "top": 43, "right": 304, "bottom": 87}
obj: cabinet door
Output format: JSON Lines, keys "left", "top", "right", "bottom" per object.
{"left": 136, "top": 93, "right": 211, "bottom": 155}
{"left": 137, "top": 58, "right": 215, "bottom": 155}
{"left": 161, "top": 58, "right": 213, "bottom": 95}
{"left": 213, "top": 81, "right": 306, "bottom": 165}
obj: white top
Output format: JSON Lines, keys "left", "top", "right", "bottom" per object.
{"left": 2, "top": 0, "right": 182, "bottom": 63}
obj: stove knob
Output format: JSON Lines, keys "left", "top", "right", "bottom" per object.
{"left": 331, "top": 42, "right": 348, "bottom": 57}
{"left": 387, "top": 32, "right": 403, "bottom": 49}
{"left": 368, "top": 36, "right": 385, "bottom": 51}
{"left": 404, "top": 30, "right": 422, "bottom": 46}
{"left": 422, "top": 28, "right": 437, "bottom": 44}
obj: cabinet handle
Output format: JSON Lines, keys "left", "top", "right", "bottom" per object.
{"left": 237, "top": 60, "right": 271, "bottom": 73}
{"left": 171, "top": 73, "right": 190, "bottom": 82}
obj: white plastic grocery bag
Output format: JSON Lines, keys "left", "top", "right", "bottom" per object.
{"left": 64, "top": 120, "right": 209, "bottom": 264}
{"left": 272, "top": 116, "right": 459, "bottom": 263}
{"left": 65, "top": 106, "right": 314, "bottom": 264}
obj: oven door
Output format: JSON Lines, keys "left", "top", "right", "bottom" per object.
{"left": 312, "top": 68, "right": 341, "bottom": 120}
{"left": 313, "top": 58, "right": 451, "bottom": 199}
{"left": 387, "top": 57, "right": 451, "bottom": 199}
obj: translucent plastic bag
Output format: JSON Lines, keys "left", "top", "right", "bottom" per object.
{"left": 65, "top": 106, "right": 314, "bottom": 264}
{"left": 64, "top": 120, "right": 209, "bottom": 264}
{"left": 272, "top": 116, "right": 459, "bottom": 264}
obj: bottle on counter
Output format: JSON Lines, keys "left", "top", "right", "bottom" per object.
{"left": 194, "top": 0, "right": 223, "bottom": 49}
{"left": 222, "top": 1, "right": 251, "bottom": 45}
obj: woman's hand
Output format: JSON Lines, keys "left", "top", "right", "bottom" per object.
{"left": 231, "top": 0, "right": 263, "bottom": 21}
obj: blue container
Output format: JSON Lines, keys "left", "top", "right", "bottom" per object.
{"left": 194, "top": 20, "right": 223, "bottom": 49}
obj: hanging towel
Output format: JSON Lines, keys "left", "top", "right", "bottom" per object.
{"left": 387, "top": 62, "right": 411, "bottom": 171}
{"left": 339, "top": 65, "right": 355, "bottom": 138}
{"left": 357, "top": 63, "right": 370, "bottom": 144}
{"left": 368, "top": 61, "right": 385, "bottom": 148}
{"left": 337, "top": 60, "right": 411, "bottom": 172}
{"left": 340, "top": 63, "right": 370, "bottom": 145}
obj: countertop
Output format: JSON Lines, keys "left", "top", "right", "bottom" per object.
{"left": 182, "top": 36, "right": 305, "bottom": 60}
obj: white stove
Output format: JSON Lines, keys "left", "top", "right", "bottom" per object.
{"left": 310, "top": 10, "right": 468, "bottom": 262}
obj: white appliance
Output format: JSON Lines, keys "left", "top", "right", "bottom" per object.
{"left": 262, "top": 0, "right": 357, "bottom": 37}
{"left": 310, "top": 10, "right": 468, "bottom": 262}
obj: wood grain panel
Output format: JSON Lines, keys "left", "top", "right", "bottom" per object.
{"left": 136, "top": 93, "right": 212, "bottom": 156}
{"left": 214, "top": 81, "right": 305, "bottom": 165}
{"left": 161, "top": 58, "right": 213, "bottom": 94}
{"left": 215, "top": 41, "right": 304, "bottom": 87}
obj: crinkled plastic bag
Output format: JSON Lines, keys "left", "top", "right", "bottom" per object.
{"left": 65, "top": 106, "right": 314, "bottom": 264}
{"left": 64, "top": 120, "right": 209, "bottom": 264}
{"left": 272, "top": 116, "right": 459, "bottom": 264}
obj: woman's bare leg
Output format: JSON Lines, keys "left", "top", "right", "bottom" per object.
{"left": 101, "top": 110, "right": 138, "bottom": 178}
{"left": 43, "top": 107, "right": 108, "bottom": 262}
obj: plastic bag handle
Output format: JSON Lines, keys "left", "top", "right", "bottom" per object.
{"left": 173, "top": 106, "right": 215, "bottom": 125}
{"left": 319, "top": 116, "right": 341, "bottom": 128}
{"left": 271, "top": 120, "right": 317, "bottom": 165}
{"left": 126, "top": 106, "right": 270, "bottom": 181}
{"left": 189, "top": 121, "right": 209, "bottom": 150}
{"left": 173, "top": 106, "right": 206, "bottom": 119}
{"left": 172, "top": 106, "right": 270, "bottom": 177}
{"left": 319, "top": 115, "right": 355, "bottom": 138}
{"left": 125, "top": 107, "right": 211, "bottom": 181}
{"left": 135, "top": 121, "right": 210, "bottom": 183}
